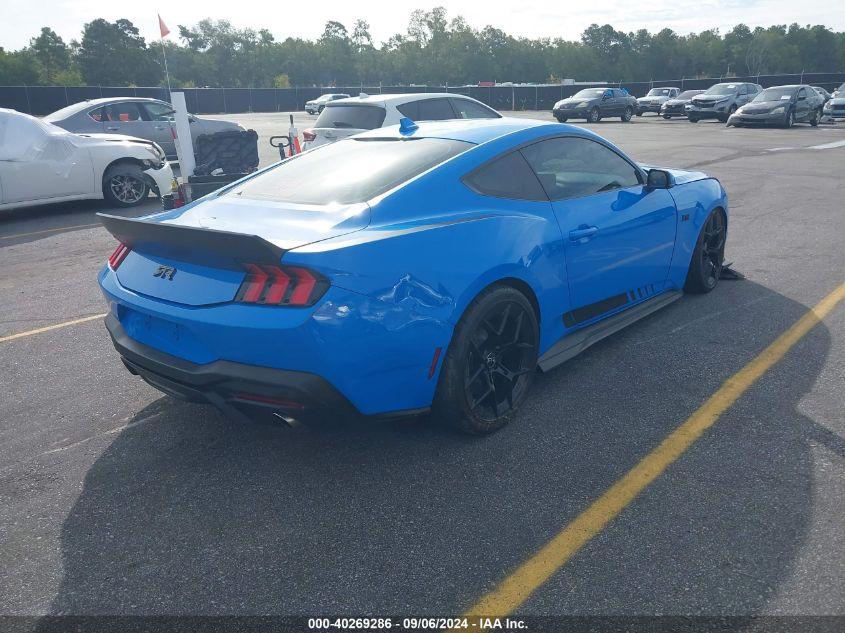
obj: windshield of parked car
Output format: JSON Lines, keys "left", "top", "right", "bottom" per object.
{"left": 647, "top": 88, "right": 672, "bottom": 96}
{"left": 227, "top": 137, "right": 472, "bottom": 205}
{"left": 571, "top": 89, "right": 606, "bottom": 99}
{"left": 704, "top": 84, "right": 738, "bottom": 96}
{"left": 677, "top": 90, "right": 702, "bottom": 99}
{"left": 754, "top": 87, "right": 796, "bottom": 102}
{"left": 314, "top": 104, "right": 386, "bottom": 130}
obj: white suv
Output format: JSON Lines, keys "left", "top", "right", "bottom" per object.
{"left": 302, "top": 93, "right": 501, "bottom": 149}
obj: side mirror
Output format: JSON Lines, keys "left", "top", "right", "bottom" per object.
{"left": 646, "top": 169, "right": 672, "bottom": 189}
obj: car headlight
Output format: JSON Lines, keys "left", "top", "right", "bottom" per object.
{"left": 141, "top": 144, "right": 165, "bottom": 168}
{"left": 554, "top": 101, "right": 565, "bottom": 108}
{"left": 771, "top": 106, "right": 786, "bottom": 115}
{"left": 577, "top": 101, "right": 590, "bottom": 108}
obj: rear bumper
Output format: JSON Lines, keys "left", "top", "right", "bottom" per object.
{"left": 98, "top": 266, "right": 448, "bottom": 417}
{"left": 106, "top": 313, "right": 357, "bottom": 417}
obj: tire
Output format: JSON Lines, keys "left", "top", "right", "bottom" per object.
{"left": 688, "top": 116, "right": 699, "bottom": 123}
{"left": 433, "top": 285, "right": 539, "bottom": 435}
{"left": 621, "top": 106, "right": 634, "bottom": 122}
{"left": 810, "top": 109, "right": 820, "bottom": 127}
{"left": 555, "top": 115, "right": 567, "bottom": 123}
{"left": 719, "top": 105, "right": 736, "bottom": 123}
{"left": 662, "top": 114, "right": 671, "bottom": 119}
{"left": 684, "top": 209, "right": 726, "bottom": 294}
{"left": 784, "top": 109, "right": 794, "bottom": 128}
{"left": 587, "top": 107, "right": 601, "bottom": 123}
{"left": 102, "top": 162, "right": 149, "bottom": 207}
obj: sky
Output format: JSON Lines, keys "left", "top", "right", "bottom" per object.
{"left": 2, "top": 0, "right": 845, "bottom": 51}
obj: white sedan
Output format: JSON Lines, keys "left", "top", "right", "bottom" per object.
{"left": 0, "top": 108, "right": 174, "bottom": 211}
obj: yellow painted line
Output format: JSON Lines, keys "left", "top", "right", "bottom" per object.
{"left": 465, "top": 282, "right": 845, "bottom": 620}
{"left": 0, "top": 313, "right": 107, "bottom": 344}
{"left": 0, "top": 223, "right": 100, "bottom": 241}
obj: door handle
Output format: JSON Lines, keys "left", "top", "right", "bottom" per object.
{"left": 569, "top": 226, "right": 599, "bottom": 241}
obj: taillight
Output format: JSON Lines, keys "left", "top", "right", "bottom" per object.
{"left": 235, "top": 264, "right": 328, "bottom": 307}
{"left": 108, "top": 243, "right": 131, "bottom": 270}
{"left": 302, "top": 128, "right": 316, "bottom": 142}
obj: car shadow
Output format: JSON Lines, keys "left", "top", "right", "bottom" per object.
{"left": 0, "top": 199, "right": 161, "bottom": 248}
{"left": 39, "top": 279, "right": 834, "bottom": 616}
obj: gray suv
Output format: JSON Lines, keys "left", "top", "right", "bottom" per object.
{"left": 686, "top": 83, "right": 762, "bottom": 122}
{"left": 553, "top": 88, "right": 639, "bottom": 123}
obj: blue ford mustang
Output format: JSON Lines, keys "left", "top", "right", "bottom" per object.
{"left": 98, "top": 118, "right": 728, "bottom": 434}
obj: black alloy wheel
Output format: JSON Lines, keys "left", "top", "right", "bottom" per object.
{"left": 622, "top": 106, "right": 634, "bottom": 122}
{"left": 685, "top": 209, "right": 726, "bottom": 293}
{"left": 587, "top": 107, "right": 601, "bottom": 123}
{"left": 434, "top": 286, "right": 538, "bottom": 435}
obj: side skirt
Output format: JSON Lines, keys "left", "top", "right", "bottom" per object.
{"left": 538, "top": 290, "right": 683, "bottom": 372}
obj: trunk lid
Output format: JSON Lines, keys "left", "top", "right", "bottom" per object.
{"left": 101, "top": 195, "right": 370, "bottom": 306}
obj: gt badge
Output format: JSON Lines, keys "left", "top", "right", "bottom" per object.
{"left": 153, "top": 265, "right": 177, "bottom": 281}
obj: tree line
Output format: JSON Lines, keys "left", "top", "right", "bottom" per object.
{"left": 2, "top": 8, "right": 844, "bottom": 88}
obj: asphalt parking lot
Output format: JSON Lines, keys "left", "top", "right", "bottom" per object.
{"left": 1, "top": 112, "right": 844, "bottom": 623}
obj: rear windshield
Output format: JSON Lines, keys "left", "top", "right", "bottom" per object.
{"left": 314, "top": 104, "right": 386, "bottom": 130}
{"left": 228, "top": 137, "right": 472, "bottom": 205}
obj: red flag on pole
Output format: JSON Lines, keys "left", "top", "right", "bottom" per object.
{"left": 158, "top": 14, "right": 170, "bottom": 38}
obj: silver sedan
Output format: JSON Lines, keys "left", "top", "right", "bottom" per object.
{"left": 44, "top": 97, "right": 243, "bottom": 160}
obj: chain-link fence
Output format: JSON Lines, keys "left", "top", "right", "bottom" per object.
{"left": 3, "top": 72, "right": 844, "bottom": 116}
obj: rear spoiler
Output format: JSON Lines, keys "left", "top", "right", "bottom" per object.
{"left": 97, "top": 213, "right": 285, "bottom": 267}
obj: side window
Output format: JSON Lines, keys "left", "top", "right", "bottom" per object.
{"left": 521, "top": 137, "right": 641, "bottom": 201}
{"left": 451, "top": 98, "right": 499, "bottom": 119}
{"left": 464, "top": 151, "right": 547, "bottom": 201}
{"left": 88, "top": 106, "right": 106, "bottom": 122}
{"left": 737, "top": 85, "right": 747, "bottom": 96}
{"left": 416, "top": 98, "right": 456, "bottom": 121}
{"left": 798, "top": 88, "right": 807, "bottom": 99}
{"left": 105, "top": 102, "right": 144, "bottom": 122}
{"left": 396, "top": 101, "right": 419, "bottom": 120}
{"left": 142, "top": 102, "right": 175, "bottom": 121}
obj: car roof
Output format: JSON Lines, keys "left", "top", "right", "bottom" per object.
{"left": 327, "top": 92, "right": 484, "bottom": 108}
{"left": 353, "top": 116, "right": 596, "bottom": 146}
{"left": 47, "top": 96, "right": 165, "bottom": 115}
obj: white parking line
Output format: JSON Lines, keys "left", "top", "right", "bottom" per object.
{"left": 809, "top": 139, "right": 845, "bottom": 150}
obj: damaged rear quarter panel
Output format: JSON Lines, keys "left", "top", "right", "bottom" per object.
{"left": 283, "top": 178, "right": 570, "bottom": 409}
